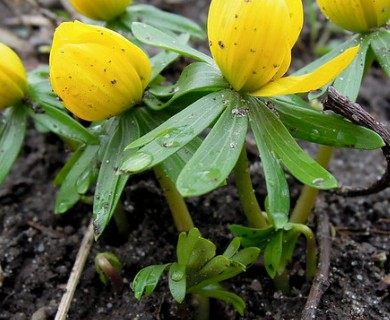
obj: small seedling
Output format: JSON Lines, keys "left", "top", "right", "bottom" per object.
{"left": 132, "top": 228, "right": 260, "bottom": 315}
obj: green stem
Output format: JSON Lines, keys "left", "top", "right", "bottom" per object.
{"left": 273, "top": 271, "right": 291, "bottom": 295}
{"left": 290, "top": 145, "right": 334, "bottom": 224}
{"left": 193, "top": 294, "right": 210, "bottom": 320}
{"left": 234, "top": 145, "right": 268, "bottom": 228}
{"left": 154, "top": 165, "right": 194, "bottom": 232}
{"left": 112, "top": 201, "right": 130, "bottom": 236}
{"left": 290, "top": 224, "right": 317, "bottom": 281}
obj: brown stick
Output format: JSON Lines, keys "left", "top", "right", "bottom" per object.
{"left": 55, "top": 221, "right": 95, "bottom": 320}
{"left": 302, "top": 213, "right": 331, "bottom": 320}
{"left": 323, "top": 86, "right": 390, "bottom": 196}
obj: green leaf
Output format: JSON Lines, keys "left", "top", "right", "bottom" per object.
{"left": 126, "top": 4, "right": 205, "bottom": 39}
{"left": 333, "top": 34, "right": 371, "bottom": 101}
{"left": 133, "top": 107, "right": 201, "bottom": 183}
{"left": 0, "top": 106, "right": 27, "bottom": 186}
{"left": 188, "top": 255, "right": 231, "bottom": 287}
{"left": 93, "top": 112, "right": 140, "bottom": 239}
{"left": 132, "top": 264, "right": 171, "bottom": 300}
{"left": 149, "top": 34, "right": 189, "bottom": 82}
{"left": 28, "top": 66, "right": 64, "bottom": 110}
{"left": 254, "top": 99, "right": 338, "bottom": 189}
{"left": 230, "top": 224, "right": 275, "bottom": 250}
{"left": 160, "top": 62, "right": 229, "bottom": 108}
{"left": 264, "top": 230, "right": 283, "bottom": 278}
{"left": 176, "top": 94, "right": 247, "bottom": 196}
{"left": 194, "top": 284, "right": 246, "bottom": 316}
{"left": 186, "top": 237, "right": 216, "bottom": 273}
{"left": 132, "top": 22, "right": 214, "bottom": 64}
{"left": 222, "top": 238, "right": 241, "bottom": 259}
{"left": 278, "top": 229, "right": 300, "bottom": 273}
{"left": 272, "top": 97, "right": 384, "bottom": 150}
{"left": 230, "top": 247, "right": 260, "bottom": 267}
{"left": 25, "top": 102, "right": 98, "bottom": 145}
{"left": 168, "top": 262, "right": 187, "bottom": 303}
{"left": 177, "top": 228, "right": 202, "bottom": 266}
{"left": 370, "top": 29, "right": 390, "bottom": 79}
{"left": 120, "top": 90, "right": 233, "bottom": 173}
{"left": 249, "top": 101, "right": 290, "bottom": 229}
{"left": 55, "top": 144, "right": 100, "bottom": 214}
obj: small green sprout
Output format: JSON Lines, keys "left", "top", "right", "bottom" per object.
{"left": 95, "top": 252, "right": 123, "bottom": 291}
{"left": 132, "top": 228, "right": 260, "bottom": 316}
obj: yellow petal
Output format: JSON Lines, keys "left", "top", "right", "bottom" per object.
{"left": 50, "top": 21, "right": 151, "bottom": 121}
{"left": 208, "top": 0, "right": 293, "bottom": 92}
{"left": 317, "top": 0, "right": 390, "bottom": 33}
{"left": 0, "top": 43, "right": 28, "bottom": 110}
{"left": 70, "top": 0, "right": 131, "bottom": 21}
{"left": 250, "top": 46, "right": 359, "bottom": 97}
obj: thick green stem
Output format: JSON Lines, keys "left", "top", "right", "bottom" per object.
{"left": 154, "top": 165, "right": 194, "bottom": 232}
{"left": 112, "top": 201, "right": 130, "bottom": 236}
{"left": 193, "top": 294, "right": 210, "bottom": 320}
{"left": 273, "top": 271, "right": 291, "bottom": 295}
{"left": 234, "top": 146, "right": 268, "bottom": 228}
{"left": 290, "top": 224, "right": 317, "bottom": 281}
{"left": 290, "top": 145, "right": 334, "bottom": 224}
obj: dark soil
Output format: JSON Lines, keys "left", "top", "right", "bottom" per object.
{"left": 1, "top": 1, "right": 390, "bottom": 319}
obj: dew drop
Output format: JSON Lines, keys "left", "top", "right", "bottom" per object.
{"left": 170, "top": 271, "right": 184, "bottom": 282}
{"left": 309, "top": 129, "right": 320, "bottom": 141}
{"left": 312, "top": 178, "right": 324, "bottom": 187}
{"left": 120, "top": 152, "right": 153, "bottom": 172}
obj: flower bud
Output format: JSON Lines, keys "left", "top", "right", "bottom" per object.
{"left": 49, "top": 21, "right": 151, "bottom": 121}
{"left": 0, "top": 43, "right": 28, "bottom": 110}
{"left": 317, "top": 0, "right": 390, "bottom": 33}
{"left": 70, "top": 0, "right": 131, "bottom": 21}
{"left": 208, "top": 0, "right": 358, "bottom": 97}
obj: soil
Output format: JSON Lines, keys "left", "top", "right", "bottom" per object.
{"left": 1, "top": 1, "right": 390, "bottom": 320}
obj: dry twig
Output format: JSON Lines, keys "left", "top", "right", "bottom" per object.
{"left": 55, "top": 221, "right": 95, "bottom": 320}
{"left": 323, "top": 86, "right": 390, "bottom": 196}
{"left": 302, "top": 212, "right": 331, "bottom": 320}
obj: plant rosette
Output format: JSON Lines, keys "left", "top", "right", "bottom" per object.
{"left": 49, "top": 20, "right": 204, "bottom": 238}
{"left": 117, "top": 0, "right": 385, "bottom": 280}
{"left": 132, "top": 228, "right": 260, "bottom": 316}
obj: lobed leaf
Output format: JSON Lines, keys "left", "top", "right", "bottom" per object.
{"left": 370, "top": 29, "right": 390, "bottom": 79}
{"left": 132, "top": 264, "right": 171, "bottom": 300}
{"left": 271, "top": 97, "right": 384, "bottom": 150}
{"left": 249, "top": 101, "right": 290, "bottom": 229}
{"left": 0, "top": 107, "right": 27, "bottom": 186}
{"left": 126, "top": 4, "right": 205, "bottom": 39}
{"left": 253, "top": 99, "right": 338, "bottom": 189}
{"left": 132, "top": 22, "right": 214, "bottom": 64}
{"left": 93, "top": 112, "right": 140, "bottom": 238}
{"left": 177, "top": 93, "right": 248, "bottom": 197}
{"left": 120, "top": 90, "right": 234, "bottom": 174}
{"left": 168, "top": 262, "right": 187, "bottom": 303}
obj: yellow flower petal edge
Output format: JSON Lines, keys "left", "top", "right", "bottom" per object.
{"left": 50, "top": 21, "right": 151, "bottom": 121}
{"left": 285, "top": 0, "right": 304, "bottom": 47}
{"left": 250, "top": 46, "right": 360, "bottom": 97}
{"left": 70, "top": 0, "right": 131, "bottom": 21}
{"left": 0, "top": 43, "right": 28, "bottom": 110}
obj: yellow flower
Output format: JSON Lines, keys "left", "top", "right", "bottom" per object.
{"left": 208, "top": 0, "right": 359, "bottom": 97}
{"left": 70, "top": 0, "right": 131, "bottom": 21}
{"left": 317, "top": 0, "right": 390, "bottom": 33}
{"left": 50, "top": 21, "right": 151, "bottom": 121}
{"left": 0, "top": 43, "right": 28, "bottom": 110}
